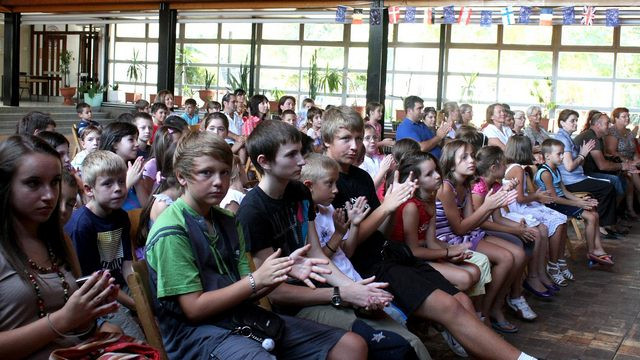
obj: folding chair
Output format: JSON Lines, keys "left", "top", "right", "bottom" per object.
{"left": 128, "top": 261, "right": 168, "bottom": 360}
{"left": 71, "top": 124, "right": 82, "bottom": 157}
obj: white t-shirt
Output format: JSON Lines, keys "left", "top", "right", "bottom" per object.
{"left": 314, "top": 204, "right": 363, "bottom": 282}
{"left": 359, "top": 155, "right": 382, "bottom": 181}
{"left": 482, "top": 123, "right": 514, "bottom": 146}
{"left": 71, "top": 149, "right": 89, "bottom": 171}
{"left": 220, "top": 188, "right": 246, "bottom": 210}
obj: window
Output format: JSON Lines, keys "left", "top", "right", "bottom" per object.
{"left": 503, "top": 26, "right": 551, "bottom": 45}
{"left": 561, "top": 26, "right": 613, "bottom": 46}
{"left": 397, "top": 24, "right": 440, "bottom": 43}
{"left": 262, "top": 23, "right": 299, "bottom": 40}
{"left": 451, "top": 25, "right": 497, "bottom": 44}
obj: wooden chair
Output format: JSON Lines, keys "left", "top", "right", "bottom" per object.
{"left": 245, "top": 160, "right": 262, "bottom": 183}
{"left": 71, "top": 124, "right": 82, "bottom": 157}
{"left": 564, "top": 192, "right": 591, "bottom": 260}
{"left": 189, "top": 124, "right": 201, "bottom": 133}
{"left": 128, "top": 261, "right": 168, "bottom": 360}
{"left": 128, "top": 209, "right": 143, "bottom": 261}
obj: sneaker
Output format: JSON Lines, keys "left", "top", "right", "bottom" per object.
{"left": 440, "top": 329, "right": 468, "bottom": 357}
{"left": 557, "top": 260, "right": 574, "bottom": 281}
{"left": 506, "top": 296, "right": 538, "bottom": 321}
{"left": 546, "top": 263, "right": 568, "bottom": 287}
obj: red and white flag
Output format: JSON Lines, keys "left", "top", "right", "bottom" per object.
{"left": 424, "top": 7, "right": 434, "bottom": 24}
{"left": 388, "top": 6, "right": 400, "bottom": 24}
{"left": 458, "top": 7, "right": 472, "bottom": 25}
{"left": 581, "top": 6, "right": 596, "bottom": 26}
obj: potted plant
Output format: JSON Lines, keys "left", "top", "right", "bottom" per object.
{"left": 107, "top": 83, "right": 124, "bottom": 103}
{"left": 125, "top": 49, "right": 144, "bottom": 103}
{"left": 59, "top": 49, "right": 76, "bottom": 105}
{"left": 198, "top": 69, "right": 216, "bottom": 102}
{"left": 79, "top": 81, "right": 106, "bottom": 108}
{"left": 227, "top": 58, "right": 249, "bottom": 93}
{"left": 306, "top": 50, "right": 342, "bottom": 103}
{"left": 530, "top": 77, "right": 557, "bottom": 130}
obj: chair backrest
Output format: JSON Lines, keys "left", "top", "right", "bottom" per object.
{"left": 189, "top": 124, "right": 200, "bottom": 133}
{"left": 128, "top": 208, "right": 143, "bottom": 261}
{"left": 70, "top": 124, "right": 81, "bottom": 157}
{"left": 128, "top": 261, "right": 168, "bottom": 360}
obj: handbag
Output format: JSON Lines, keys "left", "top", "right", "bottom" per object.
{"left": 228, "top": 304, "right": 285, "bottom": 350}
{"left": 49, "top": 332, "right": 161, "bottom": 360}
{"left": 381, "top": 240, "right": 416, "bottom": 266}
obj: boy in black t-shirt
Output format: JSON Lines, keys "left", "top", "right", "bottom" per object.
{"left": 237, "top": 120, "right": 429, "bottom": 359}
{"left": 322, "top": 106, "right": 537, "bottom": 360}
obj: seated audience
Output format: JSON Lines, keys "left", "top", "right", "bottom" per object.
{"left": 16, "top": 111, "right": 57, "bottom": 136}
{"left": 396, "top": 96, "right": 450, "bottom": 158}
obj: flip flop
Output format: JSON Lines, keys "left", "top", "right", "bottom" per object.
{"left": 587, "top": 253, "right": 614, "bottom": 266}
{"left": 490, "top": 318, "right": 519, "bottom": 334}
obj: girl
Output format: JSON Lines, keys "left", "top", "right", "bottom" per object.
{"left": 364, "top": 102, "right": 394, "bottom": 148}
{"left": 144, "top": 131, "right": 364, "bottom": 359}
{"left": 472, "top": 146, "right": 554, "bottom": 320}
{"left": 0, "top": 135, "right": 119, "bottom": 359}
{"left": 359, "top": 124, "right": 394, "bottom": 188}
{"left": 436, "top": 140, "right": 521, "bottom": 333}
{"left": 204, "top": 112, "right": 246, "bottom": 156}
{"left": 99, "top": 122, "right": 146, "bottom": 210}
{"left": 219, "top": 155, "right": 248, "bottom": 214}
{"left": 243, "top": 94, "right": 269, "bottom": 136}
{"left": 141, "top": 125, "right": 185, "bottom": 204}
{"left": 482, "top": 103, "right": 514, "bottom": 151}
{"left": 36, "top": 131, "right": 71, "bottom": 171}
{"left": 391, "top": 151, "right": 485, "bottom": 296}
{"left": 504, "top": 135, "right": 571, "bottom": 287}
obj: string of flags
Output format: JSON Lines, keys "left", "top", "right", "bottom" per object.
{"left": 335, "top": 5, "right": 622, "bottom": 27}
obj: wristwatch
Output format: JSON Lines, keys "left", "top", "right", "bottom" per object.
{"left": 331, "top": 287, "right": 342, "bottom": 307}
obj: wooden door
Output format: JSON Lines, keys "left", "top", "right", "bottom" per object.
{"left": 42, "top": 34, "right": 66, "bottom": 95}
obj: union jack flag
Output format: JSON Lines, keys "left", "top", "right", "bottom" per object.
{"left": 581, "top": 6, "right": 596, "bottom": 26}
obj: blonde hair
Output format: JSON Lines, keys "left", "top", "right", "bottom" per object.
{"left": 174, "top": 131, "right": 233, "bottom": 182}
{"left": 81, "top": 150, "right": 127, "bottom": 187}
{"left": 301, "top": 153, "right": 340, "bottom": 183}
{"left": 321, "top": 105, "right": 364, "bottom": 144}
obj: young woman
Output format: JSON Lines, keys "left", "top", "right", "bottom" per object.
{"left": 36, "top": 131, "right": 72, "bottom": 171}
{"left": 0, "top": 135, "right": 119, "bottom": 359}
{"left": 243, "top": 95, "right": 269, "bottom": 136}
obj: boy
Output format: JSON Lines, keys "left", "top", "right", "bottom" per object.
{"left": 133, "top": 112, "right": 154, "bottom": 159}
{"left": 70, "top": 124, "right": 101, "bottom": 172}
{"left": 306, "top": 106, "right": 324, "bottom": 152}
{"left": 145, "top": 131, "right": 364, "bottom": 359}
{"left": 64, "top": 150, "right": 144, "bottom": 339}
{"left": 16, "top": 111, "right": 56, "bottom": 135}
{"left": 237, "top": 120, "right": 429, "bottom": 359}
{"left": 134, "top": 99, "right": 150, "bottom": 114}
{"left": 150, "top": 102, "right": 168, "bottom": 141}
{"left": 298, "top": 98, "right": 315, "bottom": 130}
{"left": 281, "top": 109, "right": 298, "bottom": 127}
{"left": 323, "top": 106, "right": 536, "bottom": 360}
{"left": 535, "top": 139, "right": 613, "bottom": 268}
{"left": 206, "top": 100, "right": 222, "bottom": 113}
{"left": 181, "top": 98, "right": 200, "bottom": 126}
{"left": 76, "top": 102, "right": 100, "bottom": 136}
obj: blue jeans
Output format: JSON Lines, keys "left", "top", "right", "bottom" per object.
{"left": 586, "top": 172, "right": 625, "bottom": 195}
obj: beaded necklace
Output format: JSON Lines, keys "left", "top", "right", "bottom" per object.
{"left": 26, "top": 246, "right": 70, "bottom": 318}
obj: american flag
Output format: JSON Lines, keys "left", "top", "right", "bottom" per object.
{"left": 388, "top": 6, "right": 401, "bottom": 24}
{"left": 581, "top": 6, "right": 596, "bottom": 26}
{"left": 458, "top": 7, "right": 472, "bottom": 25}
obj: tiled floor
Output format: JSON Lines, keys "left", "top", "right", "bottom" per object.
{"left": 421, "top": 230, "right": 640, "bottom": 360}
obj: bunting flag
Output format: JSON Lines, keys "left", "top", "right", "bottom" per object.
{"left": 370, "top": 8, "right": 381, "bottom": 25}
{"left": 424, "top": 8, "right": 434, "bottom": 25}
{"left": 480, "top": 10, "right": 493, "bottom": 27}
{"left": 389, "top": 6, "right": 401, "bottom": 24}
{"left": 458, "top": 7, "right": 472, "bottom": 25}
{"left": 606, "top": 8, "right": 620, "bottom": 27}
{"left": 352, "top": 9, "right": 363, "bottom": 24}
{"left": 443, "top": 6, "right": 456, "bottom": 24}
{"left": 519, "top": 6, "right": 532, "bottom": 24}
{"left": 562, "top": 7, "right": 575, "bottom": 25}
{"left": 581, "top": 6, "right": 596, "bottom": 26}
{"left": 539, "top": 8, "right": 554, "bottom": 26}
{"left": 501, "top": 6, "right": 515, "bottom": 25}
{"left": 405, "top": 6, "right": 417, "bottom": 23}
{"left": 335, "top": 5, "right": 347, "bottom": 23}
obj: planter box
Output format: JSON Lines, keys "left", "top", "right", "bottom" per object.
{"left": 84, "top": 93, "right": 103, "bottom": 108}
{"left": 126, "top": 92, "right": 142, "bottom": 103}
{"left": 107, "top": 90, "right": 124, "bottom": 103}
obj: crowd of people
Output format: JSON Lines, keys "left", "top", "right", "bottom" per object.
{"left": 1, "top": 87, "right": 636, "bottom": 360}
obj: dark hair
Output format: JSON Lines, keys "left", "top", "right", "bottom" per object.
{"left": 505, "top": 135, "right": 534, "bottom": 165}
{"left": 16, "top": 111, "right": 57, "bottom": 135}
{"left": 62, "top": 167, "right": 78, "bottom": 188}
{"left": 206, "top": 100, "right": 222, "bottom": 112}
{"left": 307, "top": 106, "right": 323, "bottom": 122}
{"left": 392, "top": 138, "right": 421, "bottom": 163}
{"left": 116, "top": 112, "right": 135, "bottom": 123}
{"left": 475, "top": 146, "right": 505, "bottom": 176}
{"left": 37, "top": 131, "right": 69, "bottom": 149}
{"left": 282, "top": 109, "right": 297, "bottom": 118}
{"left": 184, "top": 98, "right": 197, "bottom": 107}
{"left": 366, "top": 102, "right": 383, "bottom": 117}
{"left": 164, "top": 115, "right": 189, "bottom": 133}
{"left": 234, "top": 88, "right": 246, "bottom": 97}
{"left": 249, "top": 94, "right": 269, "bottom": 120}
{"left": 440, "top": 140, "right": 475, "bottom": 187}
{"left": 222, "top": 92, "right": 235, "bottom": 106}
{"left": 246, "top": 120, "right": 302, "bottom": 174}
{"left": 75, "top": 102, "right": 90, "bottom": 113}
{"left": 99, "top": 121, "right": 139, "bottom": 153}
{"left": 423, "top": 106, "right": 437, "bottom": 116}
{"left": 485, "top": 103, "right": 503, "bottom": 126}
{"left": 134, "top": 99, "right": 150, "bottom": 111}
{"left": 398, "top": 150, "right": 440, "bottom": 184}
{"left": 277, "top": 96, "right": 296, "bottom": 115}
{"left": 133, "top": 111, "right": 153, "bottom": 124}
{"left": 0, "top": 135, "right": 69, "bottom": 283}
{"left": 557, "top": 109, "right": 579, "bottom": 129}
{"left": 302, "top": 98, "right": 314, "bottom": 106}
{"left": 540, "top": 138, "right": 564, "bottom": 156}
{"left": 80, "top": 125, "right": 102, "bottom": 140}
{"left": 204, "top": 112, "right": 229, "bottom": 130}
{"left": 455, "top": 125, "right": 486, "bottom": 151}
{"left": 403, "top": 95, "right": 423, "bottom": 112}
{"left": 151, "top": 102, "right": 168, "bottom": 114}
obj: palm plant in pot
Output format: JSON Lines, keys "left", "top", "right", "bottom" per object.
{"left": 107, "top": 83, "right": 124, "bottom": 103}
{"left": 59, "top": 49, "right": 76, "bottom": 105}
{"left": 125, "top": 49, "right": 144, "bottom": 103}
{"left": 198, "top": 69, "right": 216, "bottom": 102}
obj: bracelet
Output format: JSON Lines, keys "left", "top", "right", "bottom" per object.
{"left": 445, "top": 248, "right": 449, "bottom": 257}
{"left": 247, "top": 273, "right": 257, "bottom": 295}
{"left": 326, "top": 244, "right": 337, "bottom": 253}
{"left": 577, "top": 154, "right": 585, "bottom": 160}
{"left": 47, "top": 313, "right": 95, "bottom": 338}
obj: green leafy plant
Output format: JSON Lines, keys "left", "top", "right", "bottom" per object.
{"left": 530, "top": 77, "right": 557, "bottom": 116}
{"left": 126, "top": 49, "right": 145, "bottom": 93}
{"left": 79, "top": 81, "right": 106, "bottom": 98}
{"left": 59, "top": 49, "right": 74, "bottom": 87}
{"left": 227, "top": 57, "right": 249, "bottom": 92}
{"left": 111, "top": 83, "right": 119, "bottom": 91}
{"left": 321, "top": 65, "right": 342, "bottom": 94}
{"left": 271, "top": 88, "right": 285, "bottom": 100}
{"left": 204, "top": 69, "right": 216, "bottom": 90}
{"left": 460, "top": 72, "right": 479, "bottom": 103}
{"left": 182, "top": 85, "right": 194, "bottom": 98}
{"left": 307, "top": 50, "right": 321, "bottom": 100}
{"left": 306, "top": 50, "right": 343, "bottom": 100}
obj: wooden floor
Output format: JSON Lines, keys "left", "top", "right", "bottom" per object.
{"left": 421, "top": 227, "right": 640, "bottom": 359}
